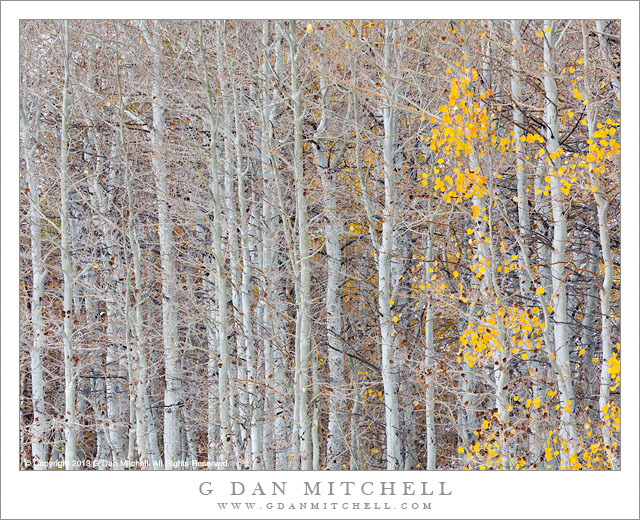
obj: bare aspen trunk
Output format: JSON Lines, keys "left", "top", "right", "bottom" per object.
{"left": 140, "top": 21, "right": 182, "bottom": 469}
{"left": 511, "top": 20, "right": 532, "bottom": 298}
{"left": 378, "top": 20, "right": 402, "bottom": 470}
{"left": 543, "top": 21, "right": 579, "bottom": 464}
{"left": 258, "top": 23, "right": 289, "bottom": 470}
{"left": 215, "top": 25, "right": 245, "bottom": 465}
{"left": 231, "top": 85, "right": 260, "bottom": 469}
{"left": 424, "top": 197, "right": 436, "bottom": 470}
{"left": 311, "top": 52, "right": 347, "bottom": 469}
{"left": 59, "top": 20, "right": 78, "bottom": 470}
{"left": 581, "top": 21, "right": 619, "bottom": 470}
{"left": 287, "top": 19, "right": 313, "bottom": 470}
{"left": 199, "top": 21, "right": 232, "bottom": 468}
{"left": 20, "top": 93, "right": 48, "bottom": 470}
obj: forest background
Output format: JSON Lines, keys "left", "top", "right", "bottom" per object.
{"left": 2, "top": 2, "right": 639, "bottom": 520}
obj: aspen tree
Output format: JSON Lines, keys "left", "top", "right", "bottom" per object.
{"left": 581, "top": 20, "right": 619, "bottom": 470}
{"left": 59, "top": 20, "right": 78, "bottom": 470}
{"left": 286, "top": 19, "right": 313, "bottom": 470}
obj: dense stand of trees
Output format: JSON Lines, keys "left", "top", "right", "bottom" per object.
{"left": 19, "top": 19, "right": 620, "bottom": 470}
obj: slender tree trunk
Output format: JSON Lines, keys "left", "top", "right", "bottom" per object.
{"left": 21, "top": 94, "right": 48, "bottom": 470}
{"left": 199, "top": 20, "right": 232, "bottom": 468}
{"left": 258, "top": 23, "right": 289, "bottom": 470}
{"left": 59, "top": 20, "right": 78, "bottom": 470}
{"left": 581, "top": 21, "right": 619, "bottom": 470}
{"left": 141, "top": 21, "right": 182, "bottom": 469}
{"left": 287, "top": 19, "right": 313, "bottom": 470}
{"left": 543, "top": 20, "right": 578, "bottom": 465}
{"left": 378, "top": 20, "right": 402, "bottom": 470}
{"left": 511, "top": 20, "right": 532, "bottom": 298}
{"left": 424, "top": 197, "right": 436, "bottom": 470}
{"left": 231, "top": 84, "right": 260, "bottom": 469}
{"left": 311, "top": 54, "right": 347, "bottom": 469}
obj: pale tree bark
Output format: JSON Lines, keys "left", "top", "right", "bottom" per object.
{"left": 424, "top": 197, "right": 436, "bottom": 470}
{"left": 287, "top": 19, "right": 313, "bottom": 470}
{"left": 59, "top": 20, "right": 78, "bottom": 470}
{"left": 20, "top": 87, "right": 48, "bottom": 470}
{"left": 311, "top": 48, "right": 348, "bottom": 469}
{"left": 257, "top": 23, "right": 274, "bottom": 471}
{"left": 510, "top": 20, "right": 532, "bottom": 298}
{"left": 258, "top": 23, "right": 289, "bottom": 470}
{"left": 379, "top": 20, "right": 402, "bottom": 470}
{"left": 215, "top": 24, "right": 245, "bottom": 466}
{"left": 139, "top": 21, "right": 182, "bottom": 469}
{"left": 543, "top": 20, "right": 579, "bottom": 465}
{"left": 199, "top": 21, "right": 232, "bottom": 468}
{"left": 581, "top": 21, "right": 619, "bottom": 470}
{"left": 511, "top": 18, "right": 544, "bottom": 465}
{"left": 230, "top": 81, "right": 261, "bottom": 469}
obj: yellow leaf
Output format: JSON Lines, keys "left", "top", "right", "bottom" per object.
{"left": 306, "top": 23, "right": 313, "bottom": 33}
{"left": 392, "top": 316, "right": 399, "bottom": 323}
{"left": 536, "top": 287, "right": 545, "bottom": 295}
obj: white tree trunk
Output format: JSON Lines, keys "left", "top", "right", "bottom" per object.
{"left": 20, "top": 93, "right": 48, "bottom": 470}
{"left": 424, "top": 197, "right": 436, "bottom": 470}
{"left": 378, "top": 20, "right": 402, "bottom": 470}
{"left": 141, "top": 21, "right": 181, "bottom": 469}
{"left": 581, "top": 21, "right": 619, "bottom": 469}
{"left": 231, "top": 85, "right": 260, "bottom": 469}
{"left": 287, "top": 20, "right": 313, "bottom": 470}
{"left": 59, "top": 20, "right": 78, "bottom": 470}
{"left": 311, "top": 53, "right": 347, "bottom": 469}
{"left": 511, "top": 20, "right": 532, "bottom": 298}
{"left": 199, "top": 21, "right": 232, "bottom": 468}
{"left": 543, "top": 20, "right": 579, "bottom": 465}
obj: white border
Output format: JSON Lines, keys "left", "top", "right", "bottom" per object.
{"left": 2, "top": 2, "right": 638, "bottom": 519}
